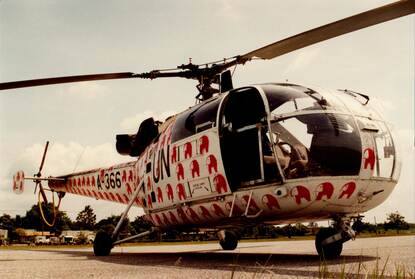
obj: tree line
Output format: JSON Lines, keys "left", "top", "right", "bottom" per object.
{"left": 0, "top": 203, "right": 412, "bottom": 243}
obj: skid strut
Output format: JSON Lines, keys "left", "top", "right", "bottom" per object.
{"left": 111, "top": 183, "right": 155, "bottom": 245}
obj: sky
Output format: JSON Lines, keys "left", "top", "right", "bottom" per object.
{"left": 0, "top": 0, "right": 413, "bottom": 223}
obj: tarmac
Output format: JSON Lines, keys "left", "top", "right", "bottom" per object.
{"left": 0, "top": 235, "right": 414, "bottom": 278}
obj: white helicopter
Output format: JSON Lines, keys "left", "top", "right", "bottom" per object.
{"left": 3, "top": 0, "right": 414, "bottom": 259}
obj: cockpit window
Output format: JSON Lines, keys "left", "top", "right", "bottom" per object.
{"left": 263, "top": 84, "right": 328, "bottom": 116}
{"left": 171, "top": 96, "right": 222, "bottom": 142}
{"left": 270, "top": 113, "right": 362, "bottom": 178}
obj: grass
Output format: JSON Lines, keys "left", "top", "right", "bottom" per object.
{"left": 313, "top": 255, "right": 414, "bottom": 279}
{"left": 227, "top": 253, "right": 414, "bottom": 279}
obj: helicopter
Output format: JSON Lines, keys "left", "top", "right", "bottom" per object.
{"left": 2, "top": 0, "right": 414, "bottom": 258}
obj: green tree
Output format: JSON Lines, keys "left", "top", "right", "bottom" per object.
{"left": 75, "top": 205, "right": 96, "bottom": 230}
{"left": 130, "top": 216, "right": 152, "bottom": 234}
{"left": 0, "top": 214, "right": 14, "bottom": 231}
{"left": 95, "top": 215, "right": 134, "bottom": 239}
{"left": 21, "top": 203, "right": 72, "bottom": 233}
{"left": 384, "top": 211, "right": 409, "bottom": 234}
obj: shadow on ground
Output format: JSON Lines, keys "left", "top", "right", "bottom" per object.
{"left": 35, "top": 247, "right": 379, "bottom": 278}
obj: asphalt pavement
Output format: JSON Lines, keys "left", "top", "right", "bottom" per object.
{"left": 0, "top": 235, "right": 413, "bottom": 278}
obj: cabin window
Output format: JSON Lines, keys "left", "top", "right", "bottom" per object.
{"left": 270, "top": 113, "right": 362, "bottom": 178}
{"left": 171, "top": 96, "right": 222, "bottom": 142}
{"left": 372, "top": 121, "right": 396, "bottom": 178}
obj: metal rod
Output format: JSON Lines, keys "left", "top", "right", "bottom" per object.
{"left": 229, "top": 193, "right": 237, "bottom": 218}
{"left": 112, "top": 178, "right": 143, "bottom": 240}
{"left": 25, "top": 177, "right": 65, "bottom": 181}
{"left": 244, "top": 190, "right": 253, "bottom": 216}
{"left": 257, "top": 126, "right": 264, "bottom": 181}
{"left": 112, "top": 229, "right": 153, "bottom": 246}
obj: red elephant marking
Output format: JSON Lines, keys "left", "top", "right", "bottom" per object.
{"left": 177, "top": 183, "right": 187, "bottom": 200}
{"left": 147, "top": 176, "right": 152, "bottom": 191}
{"left": 363, "top": 148, "right": 375, "bottom": 170}
{"left": 122, "top": 170, "right": 127, "bottom": 183}
{"left": 91, "top": 176, "right": 95, "bottom": 187}
{"left": 242, "top": 195, "right": 260, "bottom": 211}
{"left": 162, "top": 213, "right": 170, "bottom": 225}
{"left": 213, "top": 174, "right": 227, "bottom": 193}
{"left": 154, "top": 214, "right": 163, "bottom": 226}
{"left": 103, "top": 192, "right": 109, "bottom": 200}
{"left": 176, "top": 163, "right": 185, "bottom": 181}
{"left": 190, "top": 160, "right": 200, "bottom": 178}
{"left": 171, "top": 146, "right": 177, "bottom": 163}
{"left": 316, "top": 182, "right": 334, "bottom": 201}
{"left": 186, "top": 208, "right": 200, "bottom": 222}
{"left": 116, "top": 193, "right": 123, "bottom": 203}
{"left": 169, "top": 211, "right": 178, "bottom": 224}
{"left": 339, "top": 182, "right": 356, "bottom": 199}
{"left": 157, "top": 187, "right": 163, "bottom": 203}
{"left": 211, "top": 203, "right": 226, "bottom": 217}
{"left": 99, "top": 169, "right": 105, "bottom": 182}
{"left": 98, "top": 192, "right": 104, "bottom": 199}
{"left": 225, "top": 202, "right": 243, "bottom": 215}
{"left": 126, "top": 183, "right": 133, "bottom": 196}
{"left": 262, "top": 194, "right": 280, "bottom": 210}
{"left": 198, "top": 206, "right": 212, "bottom": 219}
{"left": 206, "top": 155, "right": 218, "bottom": 174}
{"left": 82, "top": 177, "right": 85, "bottom": 187}
{"left": 166, "top": 184, "right": 174, "bottom": 201}
{"left": 199, "top": 135, "right": 209, "bottom": 155}
{"left": 109, "top": 193, "right": 116, "bottom": 201}
{"left": 128, "top": 170, "right": 134, "bottom": 182}
{"left": 291, "top": 186, "right": 311, "bottom": 205}
{"left": 123, "top": 194, "right": 129, "bottom": 203}
{"left": 177, "top": 207, "right": 190, "bottom": 223}
{"left": 77, "top": 178, "right": 81, "bottom": 187}
{"left": 86, "top": 177, "right": 90, "bottom": 186}
{"left": 137, "top": 197, "right": 144, "bottom": 206}
{"left": 147, "top": 194, "right": 153, "bottom": 208}
{"left": 184, "top": 142, "right": 193, "bottom": 159}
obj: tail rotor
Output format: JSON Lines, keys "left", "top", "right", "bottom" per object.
{"left": 11, "top": 141, "right": 65, "bottom": 227}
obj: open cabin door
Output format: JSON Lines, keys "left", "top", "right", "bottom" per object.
{"left": 219, "top": 87, "right": 278, "bottom": 189}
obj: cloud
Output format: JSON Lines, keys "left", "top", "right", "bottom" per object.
{"left": 120, "top": 110, "right": 176, "bottom": 133}
{"left": 214, "top": 0, "right": 241, "bottom": 21}
{"left": 59, "top": 82, "right": 109, "bottom": 100}
{"left": 7, "top": 141, "right": 131, "bottom": 178}
{"left": 282, "top": 48, "right": 320, "bottom": 75}
{"left": 370, "top": 97, "right": 396, "bottom": 115}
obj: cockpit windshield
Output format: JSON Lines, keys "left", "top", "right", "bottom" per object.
{"left": 269, "top": 113, "right": 361, "bottom": 178}
{"left": 263, "top": 84, "right": 362, "bottom": 178}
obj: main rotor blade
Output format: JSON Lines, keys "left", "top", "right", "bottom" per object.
{"left": 242, "top": 0, "right": 415, "bottom": 60}
{"left": 0, "top": 72, "right": 137, "bottom": 90}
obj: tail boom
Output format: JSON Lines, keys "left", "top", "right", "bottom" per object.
{"left": 48, "top": 161, "right": 143, "bottom": 207}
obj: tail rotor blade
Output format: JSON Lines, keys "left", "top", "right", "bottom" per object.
{"left": 38, "top": 141, "right": 49, "bottom": 175}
